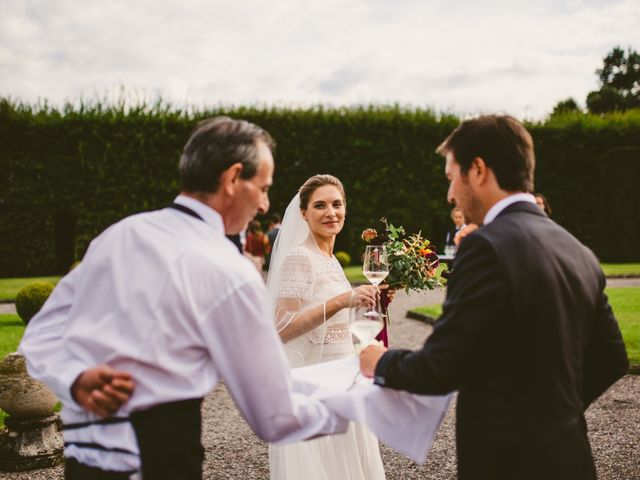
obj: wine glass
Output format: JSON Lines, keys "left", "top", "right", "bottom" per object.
{"left": 362, "top": 245, "right": 389, "bottom": 316}
{"left": 347, "top": 293, "right": 385, "bottom": 390}
{"left": 349, "top": 301, "right": 385, "bottom": 346}
{"left": 362, "top": 245, "right": 389, "bottom": 287}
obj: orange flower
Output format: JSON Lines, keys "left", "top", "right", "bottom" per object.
{"left": 361, "top": 228, "right": 378, "bottom": 242}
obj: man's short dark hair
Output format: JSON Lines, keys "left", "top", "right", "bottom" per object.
{"left": 179, "top": 116, "right": 275, "bottom": 193}
{"left": 436, "top": 115, "right": 535, "bottom": 192}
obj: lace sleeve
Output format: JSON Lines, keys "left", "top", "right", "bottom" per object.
{"left": 274, "top": 250, "right": 315, "bottom": 332}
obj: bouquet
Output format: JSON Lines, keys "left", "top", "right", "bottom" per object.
{"left": 361, "top": 218, "right": 442, "bottom": 292}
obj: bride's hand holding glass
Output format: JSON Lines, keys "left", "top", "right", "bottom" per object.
{"left": 348, "top": 289, "right": 385, "bottom": 347}
{"left": 347, "top": 285, "right": 378, "bottom": 310}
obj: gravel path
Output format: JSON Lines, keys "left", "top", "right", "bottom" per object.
{"left": 0, "top": 304, "right": 16, "bottom": 314}
{"left": 3, "top": 287, "right": 639, "bottom": 479}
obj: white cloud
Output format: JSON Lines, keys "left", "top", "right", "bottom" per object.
{"left": 0, "top": 0, "right": 638, "bottom": 118}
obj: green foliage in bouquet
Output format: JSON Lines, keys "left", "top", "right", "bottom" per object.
{"left": 362, "top": 218, "right": 442, "bottom": 292}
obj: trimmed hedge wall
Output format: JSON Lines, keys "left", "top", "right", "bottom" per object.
{"left": 1, "top": 100, "right": 639, "bottom": 276}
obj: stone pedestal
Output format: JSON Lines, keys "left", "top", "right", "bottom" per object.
{"left": 0, "top": 353, "right": 64, "bottom": 471}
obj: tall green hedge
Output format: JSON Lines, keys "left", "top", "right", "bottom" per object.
{"left": 1, "top": 99, "right": 639, "bottom": 276}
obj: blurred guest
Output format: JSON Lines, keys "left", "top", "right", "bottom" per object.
{"left": 267, "top": 213, "right": 282, "bottom": 250}
{"left": 444, "top": 207, "right": 466, "bottom": 254}
{"left": 264, "top": 214, "right": 282, "bottom": 271}
{"left": 454, "top": 223, "right": 479, "bottom": 247}
{"left": 534, "top": 192, "right": 552, "bottom": 216}
{"left": 245, "top": 220, "right": 270, "bottom": 271}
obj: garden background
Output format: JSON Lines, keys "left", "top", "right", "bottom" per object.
{"left": 1, "top": 98, "right": 639, "bottom": 277}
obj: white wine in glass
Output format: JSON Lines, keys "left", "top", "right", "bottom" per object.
{"left": 349, "top": 312, "right": 385, "bottom": 345}
{"left": 362, "top": 245, "right": 389, "bottom": 286}
{"left": 361, "top": 245, "right": 389, "bottom": 317}
{"left": 362, "top": 271, "right": 389, "bottom": 286}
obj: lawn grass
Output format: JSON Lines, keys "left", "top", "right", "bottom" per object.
{"left": 0, "top": 264, "right": 635, "bottom": 301}
{"left": 606, "top": 287, "right": 640, "bottom": 366}
{"left": 0, "top": 276, "right": 60, "bottom": 302}
{"left": 601, "top": 263, "right": 640, "bottom": 277}
{"left": 409, "top": 287, "right": 640, "bottom": 367}
{"left": 412, "top": 304, "right": 443, "bottom": 319}
{"left": 0, "top": 314, "right": 24, "bottom": 359}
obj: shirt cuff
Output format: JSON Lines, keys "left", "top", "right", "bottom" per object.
{"left": 373, "top": 350, "right": 401, "bottom": 389}
{"left": 56, "top": 359, "right": 90, "bottom": 407}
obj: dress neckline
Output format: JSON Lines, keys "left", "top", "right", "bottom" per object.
{"left": 302, "top": 235, "right": 335, "bottom": 259}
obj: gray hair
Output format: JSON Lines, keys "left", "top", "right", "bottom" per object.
{"left": 179, "top": 116, "right": 275, "bottom": 193}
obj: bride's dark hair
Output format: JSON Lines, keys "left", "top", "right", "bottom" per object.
{"left": 298, "top": 174, "right": 346, "bottom": 210}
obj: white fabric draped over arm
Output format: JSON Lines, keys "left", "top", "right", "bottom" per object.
{"left": 196, "top": 278, "right": 347, "bottom": 443}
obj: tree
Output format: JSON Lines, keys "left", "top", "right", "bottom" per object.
{"left": 587, "top": 46, "right": 640, "bottom": 114}
{"left": 550, "top": 97, "right": 581, "bottom": 116}
{"left": 586, "top": 86, "right": 628, "bottom": 114}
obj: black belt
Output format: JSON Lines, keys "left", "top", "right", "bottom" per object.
{"left": 62, "top": 416, "right": 130, "bottom": 431}
{"left": 63, "top": 416, "right": 138, "bottom": 457}
{"left": 62, "top": 398, "right": 204, "bottom": 479}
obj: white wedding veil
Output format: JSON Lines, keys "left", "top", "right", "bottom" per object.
{"left": 266, "top": 192, "right": 310, "bottom": 332}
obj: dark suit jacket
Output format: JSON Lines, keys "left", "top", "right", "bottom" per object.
{"left": 375, "top": 202, "right": 629, "bottom": 480}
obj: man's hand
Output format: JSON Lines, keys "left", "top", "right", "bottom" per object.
{"left": 71, "top": 366, "right": 135, "bottom": 418}
{"left": 359, "top": 344, "right": 387, "bottom": 378}
{"left": 453, "top": 223, "right": 478, "bottom": 246}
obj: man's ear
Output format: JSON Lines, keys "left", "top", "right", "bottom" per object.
{"left": 219, "top": 162, "right": 243, "bottom": 196}
{"left": 470, "top": 157, "right": 489, "bottom": 185}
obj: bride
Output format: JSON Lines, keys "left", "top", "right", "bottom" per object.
{"left": 267, "top": 174, "right": 386, "bottom": 480}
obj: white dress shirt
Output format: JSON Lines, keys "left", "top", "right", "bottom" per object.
{"left": 483, "top": 192, "right": 536, "bottom": 225}
{"left": 19, "top": 195, "right": 347, "bottom": 472}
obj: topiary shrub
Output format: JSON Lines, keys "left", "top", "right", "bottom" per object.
{"left": 15, "top": 282, "right": 54, "bottom": 325}
{"left": 335, "top": 251, "right": 351, "bottom": 267}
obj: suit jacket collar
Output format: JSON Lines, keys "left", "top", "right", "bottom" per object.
{"left": 493, "top": 200, "right": 546, "bottom": 221}
{"left": 483, "top": 193, "right": 536, "bottom": 224}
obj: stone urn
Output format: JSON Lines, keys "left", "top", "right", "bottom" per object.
{"left": 0, "top": 352, "right": 64, "bottom": 471}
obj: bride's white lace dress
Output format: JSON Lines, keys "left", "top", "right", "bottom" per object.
{"left": 268, "top": 236, "right": 385, "bottom": 480}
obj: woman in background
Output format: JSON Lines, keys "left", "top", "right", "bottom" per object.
{"left": 534, "top": 193, "right": 552, "bottom": 216}
{"left": 244, "top": 220, "right": 270, "bottom": 271}
{"left": 444, "top": 206, "right": 466, "bottom": 254}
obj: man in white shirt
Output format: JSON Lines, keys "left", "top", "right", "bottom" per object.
{"left": 19, "top": 117, "right": 348, "bottom": 480}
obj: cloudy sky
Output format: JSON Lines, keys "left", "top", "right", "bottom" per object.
{"left": 1, "top": 0, "right": 638, "bottom": 119}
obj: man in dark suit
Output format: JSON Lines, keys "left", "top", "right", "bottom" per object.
{"left": 360, "top": 115, "right": 629, "bottom": 480}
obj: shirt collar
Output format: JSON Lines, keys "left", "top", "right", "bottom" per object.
{"left": 173, "top": 194, "right": 225, "bottom": 233}
{"left": 483, "top": 193, "right": 536, "bottom": 225}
